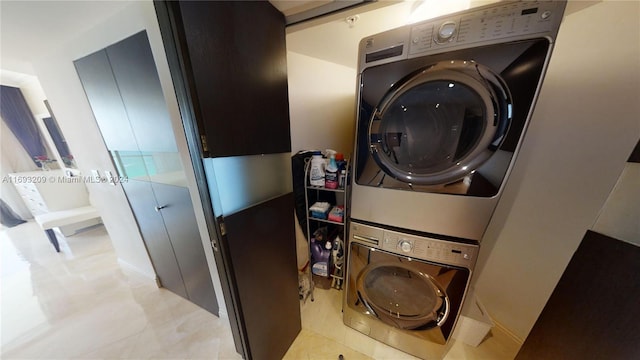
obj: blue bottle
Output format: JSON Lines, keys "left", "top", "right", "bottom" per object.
{"left": 325, "top": 154, "right": 339, "bottom": 189}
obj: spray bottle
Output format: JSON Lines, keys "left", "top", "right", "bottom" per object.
{"left": 324, "top": 151, "right": 339, "bottom": 189}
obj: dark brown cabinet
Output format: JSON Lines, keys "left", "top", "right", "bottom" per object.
{"left": 174, "top": 1, "right": 291, "bottom": 157}
{"left": 516, "top": 231, "right": 640, "bottom": 360}
{"left": 122, "top": 180, "right": 187, "bottom": 298}
{"left": 155, "top": 2, "right": 300, "bottom": 360}
{"left": 74, "top": 31, "right": 218, "bottom": 315}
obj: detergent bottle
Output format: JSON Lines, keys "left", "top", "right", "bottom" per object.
{"left": 309, "top": 151, "right": 325, "bottom": 187}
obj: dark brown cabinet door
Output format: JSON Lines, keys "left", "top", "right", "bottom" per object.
{"left": 122, "top": 180, "right": 187, "bottom": 298}
{"left": 73, "top": 50, "right": 137, "bottom": 151}
{"left": 224, "top": 193, "right": 301, "bottom": 360}
{"left": 177, "top": 1, "right": 291, "bottom": 157}
{"left": 153, "top": 182, "right": 218, "bottom": 314}
{"left": 106, "top": 32, "right": 177, "bottom": 153}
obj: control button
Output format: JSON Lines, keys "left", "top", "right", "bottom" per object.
{"left": 541, "top": 10, "right": 552, "bottom": 19}
{"left": 435, "top": 21, "right": 457, "bottom": 44}
{"left": 463, "top": 253, "right": 470, "bottom": 260}
{"left": 399, "top": 240, "right": 413, "bottom": 253}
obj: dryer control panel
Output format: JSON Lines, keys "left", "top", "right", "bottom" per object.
{"left": 409, "top": 1, "right": 566, "bottom": 55}
{"left": 359, "top": 0, "right": 565, "bottom": 74}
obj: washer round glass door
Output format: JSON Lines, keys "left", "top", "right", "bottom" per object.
{"left": 356, "top": 262, "right": 450, "bottom": 330}
{"left": 369, "top": 60, "right": 512, "bottom": 186}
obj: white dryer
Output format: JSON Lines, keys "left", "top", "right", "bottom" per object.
{"left": 351, "top": 1, "right": 566, "bottom": 241}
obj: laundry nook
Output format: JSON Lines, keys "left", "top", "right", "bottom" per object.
{"left": 1, "top": 1, "right": 638, "bottom": 359}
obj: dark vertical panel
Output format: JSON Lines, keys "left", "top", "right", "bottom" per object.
{"left": 224, "top": 193, "right": 301, "bottom": 360}
{"left": 628, "top": 138, "right": 640, "bottom": 163}
{"left": 106, "top": 31, "right": 177, "bottom": 153}
{"left": 74, "top": 51, "right": 138, "bottom": 151}
{"left": 43, "top": 117, "right": 71, "bottom": 159}
{"left": 0, "top": 86, "right": 48, "bottom": 164}
{"left": 177, "top": 1, "right": 291, "bottom": 157}
{"left": 122, "top": 180, "right": 188, "bottom": 299}
{"left": 153, "top": 183, "right": 218, "bottom": 314}
{"left": 154, "top": 1, "right": 246, "bottom": 355}
{"left": 516, "top": 231, "right": 640, "bottom": 360}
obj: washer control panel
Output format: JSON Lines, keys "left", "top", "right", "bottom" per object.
{"left": 409, "top": 1, "right": 565, "bottom": 55}
{"left": 381, "top": 229, "right": 478, "bottom": 268}
{"left": 350, "top": 221, "right": 479, "bottom": 268}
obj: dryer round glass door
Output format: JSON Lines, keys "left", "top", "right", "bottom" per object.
{"left": 369, "top": 60, "right": 512, "bottom": 186}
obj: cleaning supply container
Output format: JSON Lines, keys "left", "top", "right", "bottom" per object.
{"left": 309, "top": 151, "right": 325, "bottom": 187}
{"left": 325, "top": 154, "right": 339, "bottom": 189}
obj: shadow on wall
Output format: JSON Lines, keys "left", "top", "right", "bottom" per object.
{"left": 291, "top": 91, "right": 356, "bottom": 155}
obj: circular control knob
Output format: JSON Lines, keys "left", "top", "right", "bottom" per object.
{"left": 399, "top": 240, "right": 413, "bottom": 253}
{"left": 435, "top": 21, "right": 457, "bottom": 44}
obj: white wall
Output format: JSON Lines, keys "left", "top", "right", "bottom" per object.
{"left": 28, "top": 1, "right": 227, "bottom": 316}
{"left": 31, "top": 2, "right": 155, "bottom": 280}
{"left": 473, "top": 0, "right": 640, "bottom": 341}
{"left": 287, "top": 51, "right": 357, "bottom": 155}
{"left": 592, "top": 161, "right": 640, "bottom": 246}
{"left": 286, "top": 51, "right": 357, "bottom": 267}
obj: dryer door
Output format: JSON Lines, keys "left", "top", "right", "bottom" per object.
{"left": 368, "top": 60, "right": 512, "bottom": 186}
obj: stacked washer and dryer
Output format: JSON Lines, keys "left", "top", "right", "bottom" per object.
{"left": 344, "top": 1, "right": 566, "bottom": 358}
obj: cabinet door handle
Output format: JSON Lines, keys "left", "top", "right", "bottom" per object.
{"left": 154, "top": 205, "right": 167, "bottom": 212}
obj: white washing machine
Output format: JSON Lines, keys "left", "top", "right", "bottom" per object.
{"left": 350, "top": 1, "right": 567, "bottom": 241}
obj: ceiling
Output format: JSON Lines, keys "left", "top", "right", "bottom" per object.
{"left": 269, "top": 0, "right": 378, "bottom": 25}
{"left": 0, "top": 1, "right": 133, "bottom": 75}
{"left": 0, "top": 0, "right": 597, "bottom": 78}
{"left": 284, "top": 0, "right": 475, "bottom": 69}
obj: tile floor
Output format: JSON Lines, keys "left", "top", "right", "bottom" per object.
{"left": 1, "top": 221, "right": 520, "bottom": 359}
{"left": 284, "top": 284, "right": 521, "bottom": 360}
{"left": 1, "top": 221, "right": 240, "bottom": 359}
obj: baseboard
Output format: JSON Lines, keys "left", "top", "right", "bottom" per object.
{"left": 117, "top": 258, "right": 158, "bottom": 285}
{"left": 493, "top": 319, "right": 524, "bottom": 345}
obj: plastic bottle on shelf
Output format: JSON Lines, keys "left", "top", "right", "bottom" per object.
{"left": 309, "top": 151, "right": 326, "bottom": 187}
{"left": 325, "top": 153, "right": 339, "bottom": 189}
{"left": 335, "top": 153, "right": 346, "bottom": 172}
{"left": 334, "top": 153, "right": 347, "bottom": 188}
{"left": 339, "top": 169, "right": 347, "bottom": 189}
